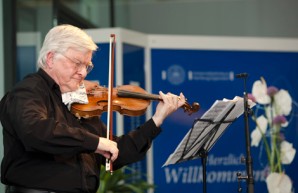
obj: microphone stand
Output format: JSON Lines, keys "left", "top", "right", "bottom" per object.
{"left": 236, "top": 73, "right": 254, "bottom": 193}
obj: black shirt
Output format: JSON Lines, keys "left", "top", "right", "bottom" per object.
{"left": 0, "top": 69, "right": 161, "bottom": 193}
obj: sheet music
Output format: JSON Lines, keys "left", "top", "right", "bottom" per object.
{"left": 163, "top": 99, "right": 237, "bottom": 166}
{"left": 204, "top": 97, "right": 255, "bottom": 151}
{"left": 163, "top": 96, "right": 255, "bottom": 167}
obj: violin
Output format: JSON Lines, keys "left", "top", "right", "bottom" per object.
{"left": 71, "top": 84, "right": 200, "bottom": 119}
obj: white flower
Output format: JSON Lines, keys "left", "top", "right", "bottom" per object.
{"left": 274, "top": 89, "right": 292, "bottom": 116}
{"left": 252, "top": 78, "right": 271, "bottom": 105}
{"left": 266, "top": 172, "right": 292, "bottom": 193}
{"left": 281, "top": 121, "right": 289, "bottom": 128}
{"left": 251, "top": 115, "right": 268, "bottom": 147}
{"left": 250, "top": 77, "right": 295, "bottom": 193}
{"left": 280, "top": 141, "right": 296, "bottom": 164}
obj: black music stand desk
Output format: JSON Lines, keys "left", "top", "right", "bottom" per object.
{"left": 163, "top": 96, "right": 255, "bottom": 193}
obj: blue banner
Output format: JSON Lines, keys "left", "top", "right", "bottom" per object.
{"left": 122, "top": 43, "right": 147, "bottom": 181}
{"left": 151, "top": 49, "right": 298, "bottom": 193}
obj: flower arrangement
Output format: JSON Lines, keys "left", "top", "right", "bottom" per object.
{"left": 248, "top": 77, "right": 296, "bottom": 193}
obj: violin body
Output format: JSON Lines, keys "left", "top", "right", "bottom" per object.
{"left": 71, "top": 85, "right": 151, "bottom": 119}
{"left": 71, "top": 84, "right": 200, "bottom": 119}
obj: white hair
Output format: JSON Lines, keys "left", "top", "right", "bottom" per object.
{"left": 38, "top": 24, "right": 98, "bottom": 68}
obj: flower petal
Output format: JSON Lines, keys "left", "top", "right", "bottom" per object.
{"left": 280, "top": 141, "right": 296, "bottom": 164}
{"left": 267, "top": 86, "right": 279, "bottom": 97}
{"left": 252, "top": 79, "right": 271, "bottom": 104}
{"left": 257, "top": 115, "right": 268, "bottom": 133}
{"left": 251, "top": 128, "right": 262, "bottom": 147}
{"left": 247, "top": 93, "right": 256, "bottom": 102}
{"left": 281, "top": 121, "right": 289, "bottom": 127}
{"left": 273, "top": 115, "right": 287, "bottom": 125}
{"left": 250, "top": 115, "right": 268, "bottom": 147}
{"left": 274, "top": 89, "right": 292, "bottom": 116}
{"left": 266, "top": 172, "right": 292, "bottom": 193}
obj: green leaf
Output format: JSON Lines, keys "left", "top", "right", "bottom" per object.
{"left": 97, "top": 166, "right": 155, "bottom": 193}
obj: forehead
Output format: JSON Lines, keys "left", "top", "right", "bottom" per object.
{"left": 66, "top": 48, "right": 93, "bottom": 60}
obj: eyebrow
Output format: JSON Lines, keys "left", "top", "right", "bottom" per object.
{"left": 64, "top": 53, "right": 90, "bottom": 65}
{"left": 72, "top": 57, "right": 89, "bottom": 66}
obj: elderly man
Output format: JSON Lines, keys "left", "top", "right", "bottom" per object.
{"left": 0, "top": 24, "right": 185, "bottom": 193}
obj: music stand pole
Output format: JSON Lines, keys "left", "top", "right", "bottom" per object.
{"left": 199, "top": 149, "right": 208, "bottom": 193}
{"left": 236, "top": 73, "right": 254, "bottom": 193}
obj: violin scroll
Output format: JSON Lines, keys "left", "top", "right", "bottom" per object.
{"left": 182, "top": 101, "right": 200, "bottom": 115}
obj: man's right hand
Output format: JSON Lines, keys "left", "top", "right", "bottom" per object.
{"left": 95, "top": 137, "right": 119, "bottom": 162}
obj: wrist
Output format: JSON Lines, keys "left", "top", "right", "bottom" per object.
{"left": 152, "top": 115, "right": 162, "bottom": 127}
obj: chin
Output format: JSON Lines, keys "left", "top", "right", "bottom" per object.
{"left": 64, "top": 85, "right": 79, "bottom": 93}
{"left": 72, "top": 84, "right": 80, "bottom": 91}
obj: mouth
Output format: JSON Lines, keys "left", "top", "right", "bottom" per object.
{"left": 73, "top": 77, "right": 83, "bottom": 83}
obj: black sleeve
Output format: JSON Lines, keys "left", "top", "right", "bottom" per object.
{"left": 112, "top": 118, "right": 162, "bottom": 170}
{"left": 80, "top": 116, "right": 162, "bottom": 169}
{"left": 1, "top": 87, "right": 99, "bottom": 155}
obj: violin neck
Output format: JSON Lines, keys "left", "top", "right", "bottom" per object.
{"left": 117, "top": 88, "right": 200, "bottom": 115}
{"left": 117, "top": 89, "right": 160, "bottom": 101}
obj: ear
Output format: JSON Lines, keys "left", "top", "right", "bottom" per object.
{"left": 46, "top": 52, "right": 55, "bottom": 69}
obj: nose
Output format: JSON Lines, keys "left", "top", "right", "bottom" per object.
{"left": 77, "top": 65, "right": 87, "bottom": 77}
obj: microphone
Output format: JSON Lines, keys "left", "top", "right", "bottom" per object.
{"left": 236, "top": 73, "right": 248, "bottom": 78}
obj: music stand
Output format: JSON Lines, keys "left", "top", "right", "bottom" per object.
{"left": 163, "top": 97, "right": 255, "bottom": 193}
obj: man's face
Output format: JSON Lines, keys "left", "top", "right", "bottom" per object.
{"left": 50, "top": 49, "right": 93, "bottom": 93}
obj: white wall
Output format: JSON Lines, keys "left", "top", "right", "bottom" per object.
{"left": 80, "top": 0, "right": 298, "bottom": 38}
{"left": 127, "top": 0, "right": 298, "bottom": 37}
{"left": 17, "top": 0, "right": 298, "bottom": 39}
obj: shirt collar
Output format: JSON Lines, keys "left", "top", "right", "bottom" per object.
{"left": 37, "top": 68, "right": 61, "bottom": 94}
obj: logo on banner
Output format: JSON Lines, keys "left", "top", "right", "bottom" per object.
{"left": 163, "top": 64, "right": 186, "bottom": 85}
